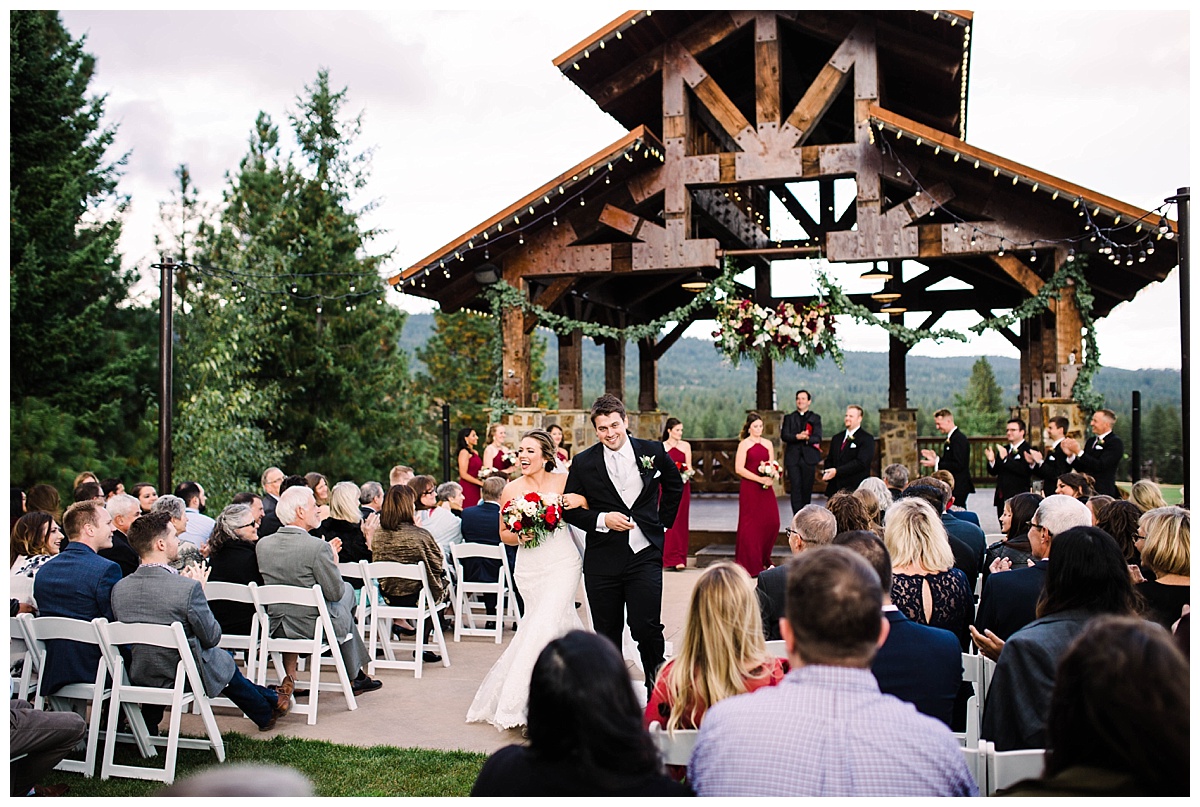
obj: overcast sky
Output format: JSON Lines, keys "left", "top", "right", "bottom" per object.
{"left": 58, "top": 8, "right": 1190, "bottom": 371}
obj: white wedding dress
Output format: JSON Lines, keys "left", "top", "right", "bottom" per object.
{"left": 466, "top": 519, "right": 584, "bottom": 730}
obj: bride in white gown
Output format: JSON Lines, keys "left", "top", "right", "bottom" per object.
{"left": 467, "top": 429, "right": 588, "bottom": 730}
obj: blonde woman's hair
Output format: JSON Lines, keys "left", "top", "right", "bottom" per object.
{"left": 662, "top": 562, "right": 772, "bottom": 733}
{"left": 883, "top": 497, "right": 954, "bottom": 572}
{"left": 1139, "top": 506, "right": 1189, "bottom": 577}
{"left": 329, "top": 481, "right": 363, "bottom": 523}
{"left": 1130, "top": 480, "right": 1168, "bottom": 513}
{"left": 486, "top": 423, "right": 505, "bottom": 444}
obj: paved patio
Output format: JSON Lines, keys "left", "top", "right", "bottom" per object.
{"left": 173, "top": 489, "right": 1000, "bottom": 754}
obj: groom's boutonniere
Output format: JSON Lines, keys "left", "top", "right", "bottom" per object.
{"left": 639, "top": 455, "right": 655, "bottom": 471}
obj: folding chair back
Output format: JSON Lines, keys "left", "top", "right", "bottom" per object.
{"left": 248, "top": 583, "right": 357, "bottom": 724}
{"left": 94, "top": 618, "right": 224, "bottom": 784}
{"left": 361, "top": 561, "right": 450, "bottom": 677}
{"left": 984, "top": 741, "right": 1045, "bottom": 795}
{"left": 765, "top": 639, "right": 788, "bottom": 659}
{"left": 10, "top": 614, "right": 37, "bottom": 700}
{"left": 449, "top": 543, "right": 510, "bottom": 643}
{"left": 337, "top": 561, "right": 371, "bottom": 643}
{"left": 18, "top": 614, "right": 114, "bottom": 776}
{"left": 648, "top": 722, "right": 699, "bottom": 767}
{"left": 203, "top": 581, "right": 260, "bottom": 683}
{"left": 960, "top": 739, "right": 986, "bottom": 793}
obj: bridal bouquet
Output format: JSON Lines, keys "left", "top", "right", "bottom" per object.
{"left": 675, "top": 459, "right": 696, "bottom": 483}
{"left": 758, "top": 459, "right": 782, "bottom": 489}
{"left": 501, "top": 492, "right": 563, "bottom": 549}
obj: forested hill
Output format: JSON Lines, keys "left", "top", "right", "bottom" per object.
{"left": 398, "top": 312, "right": 1180, "bottom": 438}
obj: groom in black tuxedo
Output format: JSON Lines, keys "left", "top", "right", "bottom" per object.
{"left": 564, "top": 394, "right": 683, "bottom": 693}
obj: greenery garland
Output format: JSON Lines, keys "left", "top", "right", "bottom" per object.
{"left": 480, "top": 254, "right": 1104, "bottom": 417}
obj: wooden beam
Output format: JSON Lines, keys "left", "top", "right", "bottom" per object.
{"left": 990, "top": 254, "right": 1043, "bottom": 296}
{"left": 651, "top": 317, "right": 694, "bottom": 361}
{"left": 918, "top": 311, "right": 945, "bottom": 331}
{"left": 976, "top": 309, "right": 1022, "bottom": 350}
{"left": 754, "top": 12, "right": 781, "bottom": 130}
{"left": 500, "top": 274, "right": 531, "bottom": 406}
{"left": 888, "top": 317, "right": 908, "bottom": 408}
{"left": 525, "top": 277, "right": 576, "bottom": 334}
{"left": 783, "top": 53, "right": 853, "bottom": 144}
{"left": 557, "top": 329, "right": 583, "bottom": 411}
{"left": 772, "top": 186, "right": 821, "bottom": 237}
{"left": 638, "top": 336, "right": 659, "bottom": 412}
{"left": 673, "top": 44, "right": 754, "bottom": 142}
{"left": 603, "top": 337, "right": 626, "bottom": 400}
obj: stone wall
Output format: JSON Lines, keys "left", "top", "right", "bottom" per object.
{"left": 879, "top": 408, "right": 918, "bottom": 479}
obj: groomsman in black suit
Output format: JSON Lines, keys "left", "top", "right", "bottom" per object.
{"left": 919, "top": 408, "right": 975, "bottom": 506}
{"left": 564, "top": 395, "right": 683, "bottom": 694}
{"left": 781, "top": 390, "right": 823, "bottom": 512}
{"left": 985, "top": 418, "right": 1034, "bottom": 518}
{"left": 1027, "top": 415, "right": 1071, "bottom": 488}
{"left": 1064, "top": 408, "right": 1123, "bottom": 497}
{"left": 821, "top": 405, "right": 875, "bottom": 498}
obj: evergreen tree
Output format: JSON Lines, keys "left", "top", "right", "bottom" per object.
{"left": 953, "top": 357, "right": 1008, "bottom": 436}
{"left": 9, "top": 11, "right": 157, "bottom": 491}
{"left": 195, "top": 71, "right": 435, "bottom": 484}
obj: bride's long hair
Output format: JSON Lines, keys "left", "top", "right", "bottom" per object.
{"left": 522, "top": 429, "right": 557, "bottom": 474}
{"left": 660, "top": 562, "right": 774, "bottom": 732}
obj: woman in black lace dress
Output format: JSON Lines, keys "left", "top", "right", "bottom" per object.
{"left": 883, "top": 497, "right": 972, "bottom": 648}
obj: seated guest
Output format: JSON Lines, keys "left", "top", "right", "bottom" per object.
{"left": 319, "top": 481, "right": 376, "bottom": 568}
{"left": 174, "top": 481, "right": 216, "bottom": 550}
{"left": 256, "top": 485, "right": 382, "bottom": 696}
{"left": 756, "top": 505, "right": 837, "bottom": 640}
{"left": 835, "top": 530, "right": 961, "bottom": 727}
{"left": 1086, "top": 493, "right": 1115, "bottom": 525}
{"left": 101, "top": 493, "right": 141, "bottom": 577}
{"left": 389, "top": 465, "right": 415, "bottom": 487}
{"left": 207, "top": 503, "right": 264, "bottom": 636}
{"left": 931, "top": 469, "right": 980, "bottom": 526}
{"left": 305, "top": 472, "right": 331, "bottom": 507}
{"left": 359, "top": 481, "right": 383, "bottom": 521}
{"left": 855, "top": 477, "right": 893, "bottom": 519}
{"left": 825, "top": 491, "right": 876, "bottom": 535}
{"left": 999, "top": 616, "right": 1188, "bottom": 796}
{"left": 10, "top": 511, "right": 63, "bottom": 578}
{"left": 459, "top": 476, "right": 520, "bottom": 617}
{"left": 73, "top": 472, "right": 99, "bottom": 489}
{"left": 883, "top": 463, "right": 908, "bottom": 501}
{"left": 31, "top": 501, "right": 121, "bottom": 696}
{"left": 1135, "top": 506, "right": 1189, "bottom": 631}
{"left": 1055, "top": 471, "right": 1094, "bottom": 501}
{"left": 883, "top": 498, "right": 972, "bottom": 649}
{"left": 420, "top": 482, "right": 464, "bottom": 562}
{"left": 72, "top": 481, "right": 104, "bottom": 503}
{"left": 229, "top": 491, "right": 265, "bottom": 530}
{"left": 851, "top": 488, "right": 882, "bottom": 530}
{"left": 111, "top": 512, "right": 290, "bottom": 732}
{"left": 689, "top": 547, "right": 975, "bottom": 796}
{"left": 1130, "top": 479, "right": 1168, "bottom": 513}
{"left": 25, "top": 483, "right": 63, "bottom": 523}
{"left": 100, "top": 477, "right": 124, "bottom": 500}
{"left": 646, "top": 562, "right": 786, "bottom": 779}
{"left": 129, "top": 482, "right": 158, "bottom": 514}
{"left": 903, "top": 477, "right": 985, "bottom": 581}
{"left": 973, "top": 494, "right": 1092, "bottom": 646}
{"left": 258, "top": 475, "right": 308, "bottom": 540}
{"left": 151, "top": 495, "right": 203, "bottom": 569}
{"left": 981, "top": 526, "right": 1140, "bottom": 750}
{"left": 472, "top": 630, "right": 687, "bottom": 796}
{"left": 982, "top": 492, "right": 1040, "bottom": 586}
{"left": 372, "top": 485, "right": 448, "bottom": 663}
{"left": 10, "top": 697, "right": 86, "bottom": 797}
{"left": 1098, "top": 499, "right": 1145, "bottom": 568}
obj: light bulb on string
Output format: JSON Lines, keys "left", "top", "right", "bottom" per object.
{"left": 518, "top": 234, "right": 524, "bottom": 245}
{"left": 552, "top": 216, "right": 558, "bottom": 226}
{"left": 1066, "top": 249, "right": 1075, "bottom": 262}
{"left": 316, "top": 305, "right": 322, "bottom": 313}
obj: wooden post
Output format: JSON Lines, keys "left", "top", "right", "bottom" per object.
{"left": 755, "top": 261, "right": 775, "bottom": 410}
{"left": 557, "top": 328, "right": 583, "bottom": 411}
{"left": 888, "top": 321, "right": 908, "bottom": 408}
{"left": 500, "top": 273, "right": 531, "bottom": 407}
{"left": 603, "top": 337, "right": 626, "bottom": 400}
{"left": 638, "top": 335, "right": 658, "bottom": 412}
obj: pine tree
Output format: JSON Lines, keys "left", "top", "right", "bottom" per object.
{"left": 953, "top": 357, "right": 1008, "bottom": 436}
{"left": 9, "top": 11, "right": 157, "bottom": 491}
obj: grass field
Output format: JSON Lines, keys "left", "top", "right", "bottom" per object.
{"left": 39, "top": 734, "right": 487, "bottom": 797}
{"left": 1115, "top": 482, "right": 1184, "bottom": 505}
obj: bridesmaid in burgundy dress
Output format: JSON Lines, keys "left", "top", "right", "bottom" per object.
{"left": 457, "top": 427, "right": 484, "bottom": 508}
{"left": 734, "top": 412, "right": 781, "bottom": 577}
{"left": 661, "top": 418, "right": 692, "bottom": 571}
{"left": 482, "top": 423, "right": 514, "bottom": 480}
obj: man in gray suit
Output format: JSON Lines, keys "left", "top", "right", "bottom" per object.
{"left": 109, "top": 512, "right": 289, "bottom": 731}
{"left": 256, "top": 486, "right": 381, "bottom": 695}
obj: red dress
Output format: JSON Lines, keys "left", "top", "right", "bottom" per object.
{"left": 662, "top": 445, "right": 690, "bottom": 568}
{"left": 735, "top": 441, "right": 781, "bottom": 577}
{"left": 460, "top": 451, "right": 483, "bottom": 508}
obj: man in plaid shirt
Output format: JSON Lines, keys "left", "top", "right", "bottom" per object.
{"left": 690, "top": 546, "right": 977, "bottom": 797}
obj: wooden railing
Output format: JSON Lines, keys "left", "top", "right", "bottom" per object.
{"left": 915, "top": 436, "right": 1005, "bottom": 484}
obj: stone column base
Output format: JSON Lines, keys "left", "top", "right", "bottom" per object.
{"left": 879, "top": 408, "right": 918, "bottom": 481}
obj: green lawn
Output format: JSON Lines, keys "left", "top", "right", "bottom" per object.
{"left": 1115, "top": 482, "right": 1184, "bottom": 505}
{"left": 41, "top": 734, "right": 487, "bottom": 797}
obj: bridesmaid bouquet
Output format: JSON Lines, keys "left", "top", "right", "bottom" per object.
{"left": 501, "top": 492, "right": 564, "bottom": 549}
{"left": 499, "top": 447, "right": 519, "bottom": 469}
{"left": 758, "top": 459, "right": 782, "bottom": 489}
{"left": 478, "top": 466, "right": 498, "bottom": 480}
{"left": 675, "top": 460, "right": 696, "bottom": 483}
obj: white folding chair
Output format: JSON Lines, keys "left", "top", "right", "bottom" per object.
{"left": 958, "top": 652, "right": 987, "bottom": 745}
{"left": 984, "top": 741, "right": 1045, "bottom": 795}
{"left": 648, "top": 721, "right": 699, "bottom": 767}
{"left": 449, "top": 543, "right": 511, "bottom": 643}
{"left": 17, "top": 614, "right": 134, "bottom": 777}
{"left": 337, "top": 561, "right": 372, "bottom": 643}
{"left": 249, "top": 583, "right": 358, "bottom": 725}
{"left": 95, "top": 618, "right": 225, "bottom": 784}
{"left": 960, "top": 739, "right": 986, "bottom": 794}
{"left": 203, "top": 581, "right": 260, "bottom": 683}
{"left": 10, "top": 614, "right": 37, "bottom": 701}
{"left": 361, "top": 561, "right": 450, "bottom": 677}
{"left": 951, "top": 695, "right": 981, "bottom": 750}
{"left": 765, "top": 639, "right": 788, "bottom": 659}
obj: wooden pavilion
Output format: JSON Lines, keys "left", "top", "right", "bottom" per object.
{"left": 389, "top": 10, "right": 1178, "bottom": 470}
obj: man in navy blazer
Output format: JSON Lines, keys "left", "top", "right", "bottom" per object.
{"left": 32, "top": 500, "right": 122, "bottom": 696}
{"left": 971, "top": 494, "right": 1091, "bottom": 644}
{"left": 835, "top": 531, "right": 961, "bottom": 727}
{"left": 458, "top": 476, "right": 521, "bottom": 616}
